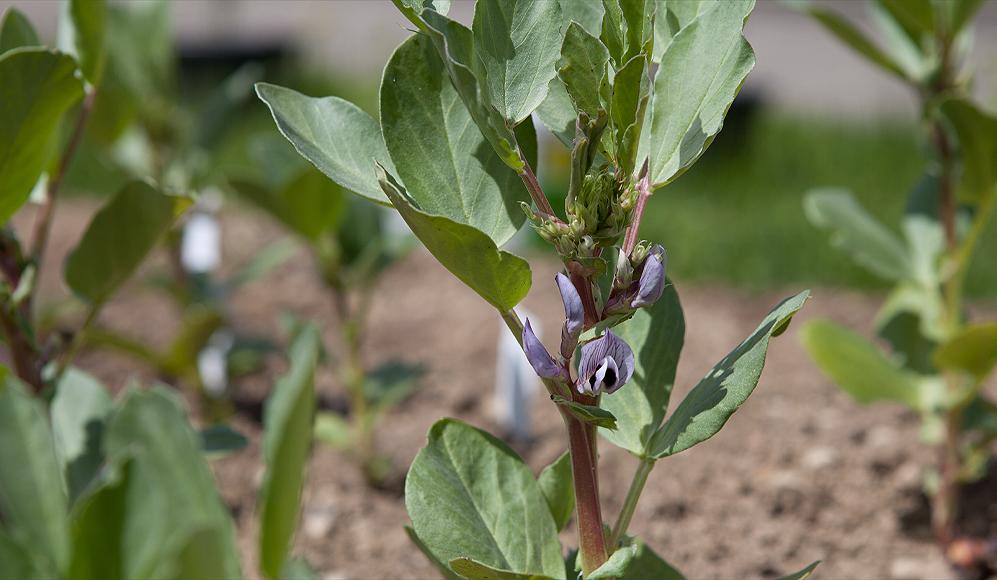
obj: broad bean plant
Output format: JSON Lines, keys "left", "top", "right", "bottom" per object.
{"left": 0, "top": 2, "right": 187, "bottom": 396}
{"left": 232, "top": 148, "right": 422, "bottom": 486}
{"left": 799, "top": 0, "right": 997, "bottom": 570}
{"left": 261, "top": 0, "right": 816, "bottom": 578}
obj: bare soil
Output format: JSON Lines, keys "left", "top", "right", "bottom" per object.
{"left": 16, "top": 200, "right": 997, "bottom": 580}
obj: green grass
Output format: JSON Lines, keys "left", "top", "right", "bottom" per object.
{"left": 538, "top": 109, "right": 997, "bottom": 297}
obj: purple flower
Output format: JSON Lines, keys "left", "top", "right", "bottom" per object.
{"left": 576, "top": 330, "right": 634, "bottom": 395}
{"left": 523, "top": 319, "right": 563, "bottom": 379}
{"left": 556, "top": 273, "right": 584, "bottom": 359}
{"left": 631, "top": 245, "right": 666, "bottom": 309}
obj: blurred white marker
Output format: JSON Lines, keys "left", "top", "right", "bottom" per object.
{"left": 181, "top": 192, "right": 223, "bottom": 274}
{"left": 495, "top": 308, "right": 540, "bottom": 441}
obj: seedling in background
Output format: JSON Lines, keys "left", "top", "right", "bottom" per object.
{"left": 46, "top": 1, "right": 294, "bottom": 417}
{"left": 231, "top": 139, "right": 422, "bottom": 487}
{"left": 260, "top": 0, "right": 818, "bottom": 577}
{"left": 800, "top": 0, "right": 997, "bottom": 572}
{"left": 0, "top": 2, "right": 189, "bottom": 396}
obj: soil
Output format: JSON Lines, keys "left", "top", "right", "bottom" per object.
{"left": 12, "top": 200, "right": 997, "bottom": 580}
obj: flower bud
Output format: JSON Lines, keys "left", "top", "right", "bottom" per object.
{"left": 523, "top": 319, "right": 562, "bottom": 380}
{"left": 555, "top": 273, "right": 584, "bottom": 359}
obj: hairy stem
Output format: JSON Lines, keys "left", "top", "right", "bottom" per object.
{"left": 610, "top": 457, "right": 655, "bottom": 549}
{"left": 519, "top": 155, "right": 558, "bottom": 219}
{"left": 565, "top": 412, "right": 609, "bottom": 575}
{"left": 622, "top": 169, "right": 652, "bottom": 256}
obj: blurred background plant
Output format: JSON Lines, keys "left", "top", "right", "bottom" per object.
{"left": 229, "top": 137, "right": 422, "bottom": 487}
{"left": 796, "top": 0, "right": 997, "bottom": 572}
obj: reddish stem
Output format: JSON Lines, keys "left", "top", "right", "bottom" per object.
{"left": 622, "top": 170, "right": 652, "bottom": 256}
{"left": 564, "top": 411, "right": 609, "bottom": 575}
{"left": 520, "top": 156, "right": 559, "bottom": 220}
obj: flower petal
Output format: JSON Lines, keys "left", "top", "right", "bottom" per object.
{"left": 523, "top": 319, "right": 562, "bottom": 379}
{"left": 631, "top": 248, "right": 667, "bottom": 309}
{"left": 555, "top": 273, "right": 584, "bottom": 358}
{"left": 577, "top": 330, "right": 635, "bottom": 394}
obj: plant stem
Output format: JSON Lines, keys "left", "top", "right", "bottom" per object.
{"left": 609, "top": 457, "right": 655, "bottom": 549}
{"left": 29, "top": 90, "right": 96, "bottom": 275}
{"left": 622, "top": 170, "right": 652, "bottom": 256}
{"left": 565, "top": 412, "right": 609, "bottom": 575}
{"left": 519, "top": 155, "right": 558, "bottom": 219}
{"left": 52, "top": 301, "right": 100, "bottom": 385}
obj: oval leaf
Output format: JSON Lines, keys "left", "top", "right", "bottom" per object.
{"left": 380, "top": 34, "right": 529, "bottom": 246}
{"left": 64, "top": 180, "right": 185, "bottom": 303}
{"left": 405, "top": 419, "right": 565, "bottom": 579}
{"left": 472, "top": 0, "right": 563, "bottom": 124}
{"left": 0, "top": 374, "right": 68, "bottom": 578}
{"left": 537, "top": 452, "right": 574, "bottom": 532}
{"left": 644, "top": 0, "right": 754, "bottom": 187}
{"left": 802, "top": 319, "right": 932, "bottom": 411}
{"left": 256, "top": 82, "right": 394, "bottom": 205}
{"left": 940, "top": 98, "right": 997, "bottom": 202}
{"left": 0, "top": 48, "right": 85, "bottom": 222}
{"left": 377, "top": 165, "right": 531, "bottom": 311}
{"left": 259, "top": 325, "right": 320, "bottom": 580}
{"left": 804, "top": 189, "right": 912, "bottom": 281}
{"left": 50, "top": 368, "right": 112, "bottom": 504}
{"left": 933, "top": 323, "right": 997, "bottom": 380}
{"left": 0, "top": 8, "right": 40, "bottom": 54}
{"left": 58, "top": 0, "right": 107, "bottom": 85}
{"left": 650, "top": 290, "right": 809, "bottom": 458}
{"left": 102, "top": 387, "right": 241, "bottom": 579}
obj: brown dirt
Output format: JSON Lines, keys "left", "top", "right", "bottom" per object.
{"left": 12, "top": 200, "right": 997, "bottom": 580}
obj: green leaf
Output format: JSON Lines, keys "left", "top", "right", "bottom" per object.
{"left": 0, "top": 48, "right": 85, "bottom": 223}
{"left": 652, "top": 0, "right": 708, "bottom": 60}
{"left": 405, "top": 526, "right": 464, "bottom": 580}
{"left": 256, "top": 83, "right": 395, "bottom": 205}
{"left": 0, "top": 528, "right": 38, "bottom": 579}
{"left": 405, "top": 419, "right": 565, "bottom": 579}
{"left": 232, "top": 168, "right": 345, "bottom": 242}
{"left": 51, "top": 368, "right": 112, "bottom": 504}
{"left": 600, "top": 0, "right": 626, "bottom": 66}
{"left": 780, "top": 561, "right": 821, "bottom": 580}
{"left": 472, "top": 0, "right": 563, "bottom": 124}
{"left": 450, "top": 558, "right": 556, "bottom": 580}
{"left": 805, "top": 5, "right": 907, "bottom": 80}
{"left": 552, "top": 395, "right": 618, "bottom": 429}
{"left": 610, "top": 52, "right": 651, "bottom": 176}
{"left": 536, "top": 78, "right": 577, "bottom": 147}
{"left": 314, "top": 412, "right": 353, "bottom": 449}
{"left": 259, "top": 325, "right": 321, "bottom": 580}
{"left": 377, "top": 165, "right": 532, "bottom": 311}
{"left": 934, "top": 323, "right": 997, "bottom": 379}
{"left": 0, "top": 375, "right": 69, "bottom": 577}
{"left": 644, "top": 0, "right": 755, "bottom": 187}
{"left": 600, "top": 283, "right": 684, "bottom": 456}
{"left": 102, "top": 387, "right": 241, "bottom": 579}
{"left": 650, "top": 291, "right": 808, "bottom": 458}
{"left": 594, "top": 540, "right": 684, "bottom": 580}
{"left": 559, "top": 0, "right": 604, "bottom": 36}
{"left": 558, "top": 22, "right": 610, "bottom": 119}
{"left": 103, "top": 0, "right": 173, "bottom": 104}
{"left": 67, "top": 459, "right": 132, "bottom": 580}
{"left": 940, "top": 98, "right": 997, "bottom": 201}
{"left": 364, "top": 361, "right": 424, "bottom": 410}
{"left": 418, "top": 11, "right": 526, "bottom": 171}
{"left": 380, "top": 34, "right": 529, "bottom": 246}
{"left": 802, "top": 319, "right": 936, "bottom": 411}
{"left": 59, "top": 0, "right": 107, "bottom": 85}
{"left": 199, "top": 424, "right": 249, "bottom": 459}
{"left": 537, "top": 452, "right": 574, "bottom": 532}
{"left": 0, "top": 8, "right": 40, "bottom": 54}
{"left": 876, "top": 0, "right": 933, "bottom": 47}
{"left": 65, "top": 181, "right": 185, "bottom": 303}
{"left": 804, "top": 189, "right": 912, "bottom": 281}
{"left": 225, "top": 238, "right": 299, "bottom": 290}
{"left": 949, "top": 0, "right": 985, "bottom": 36}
